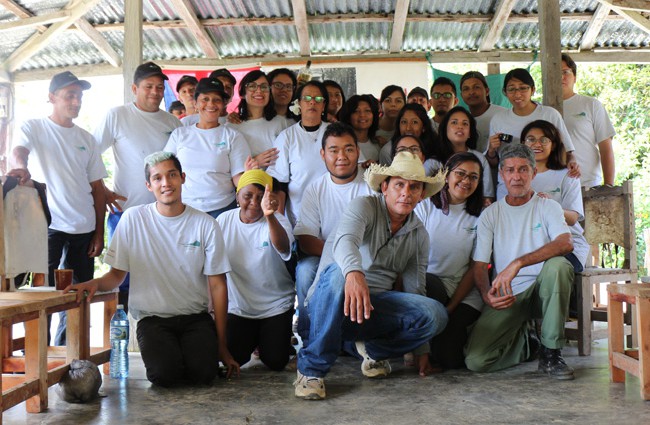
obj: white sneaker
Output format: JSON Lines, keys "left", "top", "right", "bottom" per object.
{"left": 355, "top": 341, "right": 391, "bottom": 378}
{"left": 294, "top": 371, "right": 325, "bottom": 400}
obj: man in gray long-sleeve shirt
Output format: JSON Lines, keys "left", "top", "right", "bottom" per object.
{"left": 294, "top": 151, "right": 448, "bottom": 400}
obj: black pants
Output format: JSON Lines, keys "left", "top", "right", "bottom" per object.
{"left": 137, "top": 313, "right": 219, "bottom": 387}
{"left": 426, "top": 273, "right": 481, "bottom": 369}
{"left": 227, "top": 308, "right": 294, "bottom": 371}
{"left": 48, "top": 229, "right": 95, "bottom": 346}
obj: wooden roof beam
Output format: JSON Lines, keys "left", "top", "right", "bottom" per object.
{"left": 75, "top": 18, "right": 121, "bottom": 67}
{"left": 169, "top": 0, "right": 220, "bottom": 59}
{"left": 2, "top": 0, "right": 103, "bottom": 72}
{"left": 291, "top": 0, "right": 310, "bottom": 56}
{"left": 599, "top": 0, "right": 650, "bottom": 35}
{"left": 606, "top": 0, "right": 650, "bottom": 12}
{"left": 479, "top": 0, "right": 518, "bottom": 52}
{"left": 0, "top": 10, "right": 69, "bottom": 32}
{"left": 389, "top": 0, "right": 410, "bottom": 53}
{"left": 581, "top": 3, "right": 611, "bottom": 51}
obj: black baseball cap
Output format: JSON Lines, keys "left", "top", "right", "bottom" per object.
{"left": 194, "top": 78, "right": 230, "bottom": 100}
{"left": 176, "top": 75, "right": 198, "bottom": 93}
{"left": 49, "top": 71, "right": 91, "bottom": 93}
{"left": 209, "top": 68, "right": 236, "bottom": 86}
{"left": 134, "top": 62, "right": 168, "bottom": 84}
{"left": 407, "top": 86, "right": 429, "bottom": 100}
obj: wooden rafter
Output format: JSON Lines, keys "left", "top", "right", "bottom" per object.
{"left": 599, "top": 0, "right": 650, "bottom": 35}
{"left": 291, "top": 0, "right": 310, "bottom": 56}
{"left": 389, "top": 0, "right": 410, "bottom": 53}
{"left": 479, "top": 0, "right": 518, "bottom": 52}
{"left": 607, "top": 0, "right": 650, "bottom": 12}
{"left": 169, "top": 0, "right": 220, "bottom": 59}
{"left": 581, "top": 3, "right": 612, "bottom": 51}
{"left": 75, "top": 18, "right": 121, "bottom": 67}
{"left": 2, "top": 0, "right": 103, "bottom": 72}
{"left": 0, "top": 10, "right": 69, "bottom": 32}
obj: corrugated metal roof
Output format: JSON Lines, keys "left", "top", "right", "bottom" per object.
{"left": 403, "top": 22, "right": 486, "bottom": 52}
{"left": 308, "top": 0, "right": 392, "bottom": 15}
{"left": 598, "top": 19, "right": 650, "bottom": 48}
{"left": 194, "top": 0, "right": 292, "bottom": 18}
{"left": 22, "top": 31, "right": 103, "bottom": 70}
{"left": 210, "top": 24, "right": 298, "bottom": 57}
{"left": 409, "top": 0, "right": 493, "bottom": 15}
{"left": 311, "top": 22, "right": 389, "bottom": 54}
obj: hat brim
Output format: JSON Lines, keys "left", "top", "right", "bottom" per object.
{"left": 364, "top": 164, "right": 445, "bottom": 199}
{"left": 137, "top": 71, "right": 169, "bottom": 82}
{"left": 195, "top": 88, "right": 230, "bottom": 101}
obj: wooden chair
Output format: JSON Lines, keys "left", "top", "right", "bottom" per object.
{"left": 607, "top": 283, "right": 650, "bottom": 400}
{"left": 565, "top": 181, "right": 637, "bottom": 356}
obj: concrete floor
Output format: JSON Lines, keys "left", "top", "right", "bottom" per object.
{"left": 3, "top": 339, "right": 649, "bottom": 425}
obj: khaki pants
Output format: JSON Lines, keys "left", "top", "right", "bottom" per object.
{"left": 465, "top": 257, "right": 574, "bottom": 372}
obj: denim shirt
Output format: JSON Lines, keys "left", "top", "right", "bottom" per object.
{"left": 332, "top": 194, "right": 429, "bottom": 295}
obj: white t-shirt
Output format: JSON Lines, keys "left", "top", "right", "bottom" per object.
{"left": 358, "top": 140, "right": 381, "bottom": 163}
{"left": 563, "top": 94, "right": 616, "bottom": 188}
{"left": 226, "top": 115, "right": 287, "bottom": 158}
{"left": 379, "top": 141, "right": 392, "bottom": 165}
{"left": 14, "top": 118, "right": 107, "bottom": 234}
{"left": 180, "top": 114, "right": 199, "bottom": 127}
{"left": 217, "top": 210, "right": 295, "bottom": 319}
{"left": 164, "top": 124, "right": 250, "bottom": 212}
{"left": 489, "top": 104, "right": 575, "bottom": 152}
{"left": 94, "top": 103, "right": 181, "bottom": 210}
{"left": 266, "top": 122, "right": 330, "bottom": 226}
{"left": 415, "top": 200, "right": 483, "bottom": 311}
{"left": 105, "top": 203, "right": 230, "bottom": 320}
{"left": 530, "top": 169, "right": 589, "bottom": 267}
{"left": 422, "top": 150, "right": 493, "bottom": 198}
{"left": 294, "top": 168, "right": 375, "bottom": 241}
{"left": 474, "top": 195, "right": 570, "bottom": 295}
{"left": 474, "top": 104, "right": 507, "bottom": 154}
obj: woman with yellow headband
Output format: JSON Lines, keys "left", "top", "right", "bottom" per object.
{"left": 216, "top": 169, "right": 296, "bottom": 371}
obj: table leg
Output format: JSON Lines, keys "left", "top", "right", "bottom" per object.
{"left": 25, "top": 311, "right": 48, "bottom": 413}
{"left": 66, "top": 303, "right": 88, "bottom": 362}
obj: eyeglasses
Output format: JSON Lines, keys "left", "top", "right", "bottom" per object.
{"left": 432, "top": 92, "right": 454, "bottom": 100}
{"left": 452, "top": 170, "right": 480, "bottom": 182}
{"left": 524, "top": 136, "right": 552, "bottom": 146}
{"left": 245, "top": 82, "right": 270, "bottom": 92}
{"left": 301, "top": 95, "right": 325, "bottom": 103}
{"left": 272, "top": 82, "right": 295, "bottom": 91}
{"left": 505, "top": 86, "right": 531, "bottom": 94}
{"left": 395, "top": 146, "right": 422, "bottom": 154}
{"left": 561, "top": 69, "right": 573, "bottom": 77}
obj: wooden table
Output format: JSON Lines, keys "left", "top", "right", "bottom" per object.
{"left": 0, "top": 290, "right": 116, "bottom": 421}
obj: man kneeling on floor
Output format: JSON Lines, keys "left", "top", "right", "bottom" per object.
{"left": 295, "top": 152, "right": 449, "bottom": 400}
{"left": 67, "top": 151, "right": 240, "bottom": 386}
{"left": 465, "top": 143, "right": 575, "bottom": 380}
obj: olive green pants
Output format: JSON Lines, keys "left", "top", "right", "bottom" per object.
{"left": 465, "top": 257, "right": 574, "bottom": 372}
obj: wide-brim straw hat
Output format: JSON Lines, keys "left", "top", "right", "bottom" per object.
{"left": 364, "top": 151, "right": 445, "bottom": 199}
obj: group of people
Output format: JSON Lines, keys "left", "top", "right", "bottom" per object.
{"left": 5, "top": 53, "right": 616, "bottom": 398}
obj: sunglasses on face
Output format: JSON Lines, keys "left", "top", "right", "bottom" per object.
{"left": 301, "top": 95, "right": 325, "bottom": 103}
{"left": 432, "top": 92, "right": 454, "bottom": 100}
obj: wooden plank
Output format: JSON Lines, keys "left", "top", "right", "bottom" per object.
{"left": 606, "top": 0, "right": 650, "bottom": 12}
{"left": 0, "top": 10, "right": 69, "bottom": 32}
{"left": 123, "top": 0, "right": 142, "bottom": 103}
{"left": 75, "top": 18, "right": 121, "bottom": 67}
{"left": 581, "top": 3, "right": 612, "bottom": 51}
{"left": 169, "top": 0, "right": 220, "bottom": 59}
{"left": 539, "top": 0, "right": 564, "bottom": 114}
{"left": 636, "top": 297, "right": 650, "bottom": 399}
{"left": 609, "top": 291, "right": 627, "bottom": 383}
{"left": 2, "top": 0, "right": 104, "bottom": 72}
{"left": 478, "top": 0, "right": 518, "bottom": 52}
{"left": 24, "top": 311, "right": 47, "bottom": 412}
{"left": 1, "top": 378, "right": 39, "bottom": 410}
{"left": 389, "top": 0, "right": 410, "bottom": 53}
{"left": 601, "top": 0, "right": 650, "bottom": 35}
{"left": 291, "top": 0, "right": 310, "bottom": 56}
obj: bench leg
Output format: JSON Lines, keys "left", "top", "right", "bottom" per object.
{"left": 25, "top": 311, "right": 48, "bottom": 413}
{"left": 637, "top": 297, "right": 650, "bottom": 400}
{"left": 608, "top": 293, "right": 626, "bottom": 383}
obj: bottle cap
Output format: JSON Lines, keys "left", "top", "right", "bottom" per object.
{"left": 117, "top": 304, "right": 124, "bottom": 309}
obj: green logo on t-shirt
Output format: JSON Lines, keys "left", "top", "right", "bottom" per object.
{"left": 550, "top": 187, "right": 561, "bottom": 193}
{"left": 182, "top": 240, "right": 201, "bottom": 248}
{"left": 76, "top": 146, "right": 87, "bottom": 151}
{"left": 214, "top": 141, "right": 227, "bottom": 148}
{"left": 573, "top": 112, "right": 587, "bottom": 118}
{"left": 532, "top": 223, "right": 542, "bottom": 232}
{"left": 465, "top": 225, "right": 477, "bottom": 234}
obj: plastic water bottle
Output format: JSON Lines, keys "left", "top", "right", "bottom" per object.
{"left": 110, "top": 305, "right": 129, "bottom": 379}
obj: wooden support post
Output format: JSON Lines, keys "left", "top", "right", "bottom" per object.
{"left": 123, "top": 0, "right": 143, "bottom": 103}
{"left": 487, "top": 63, "right": 500, "bottom": 75}
{"left": 637, "top": 296, "right": 650, "bottom": 399}
{"left": 24, "top": 311, "right": 47, "bottom": 413}
{"left": 539, "top": 0, "right": 563, "bottom": 114}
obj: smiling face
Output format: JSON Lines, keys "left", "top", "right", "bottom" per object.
{"left": 133, "top": 76, "right": 165, "bottom": 112}
{"left": 505, "top": 77, "right": 534, "bottom": 111}
{"left": 446, "top": 160, "right": 480, "bottom": 204}
{"left": 146, "top": 159, "right": 185, "bottom": 206}
{"left": 523, "top": 127, "right": 553, "bottom": 164}
{"left": 177, "top": 82, "right": 196, "bottom": 107}
{"left": 237, "top": 184, "right": 265, "bottom": 224}
{"left": 299, "top": 84, "right": 326, "bottom": 124}
{"left": 381, "top": 176, "right": 424, "bottom": 221}
{"left": 196, "top": 92, "right": 224, "bottom": 125}
{"left": 500, "top": 157, "right": 536, "bottom": 200}
{"left": 245, "top": 76, "right": 270, "bottom": 109}
{"left": 446, "top": 110, "right": 471, "bottom": 149}
{"left": 399, "top": 110, "right": 424, "bottom": 138}
{"left": 321, "top": 133, "right": 359, "bottom": 183}
{"left": 381, "top": 90, "right": 405, "bottom": 119}
{"left": 460, "top": 77, "right": 489, "bottom": 109}
{"left": 349, "top": 100, "right": 373, "bottom": 132}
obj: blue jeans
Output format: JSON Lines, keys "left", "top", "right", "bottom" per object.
{"left": 297, "top": 264, "right": 448, "bottom": 378}
{"left": 295, "top": 255, "right": 320, "bottom": 343}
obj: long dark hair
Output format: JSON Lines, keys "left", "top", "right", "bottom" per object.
{"left": 237, "top": 70, "right": 276, "bottom": 121}
{"left": 431, "top": 152, "right": 484, "bottom": 217}
{"left": 391, "top": 103, "right": 437, "bottom": 158}
{"left": 338, "top": 94, "right": 380, "bottom": 140}
{"left": 520, "top": 119, "right": 567, "bottom": 170}
{"left": 293, "top": 81, "right": 329, "bottom": 122}
{"left": 437, "top": 106, "right": 479, "bottom": 163}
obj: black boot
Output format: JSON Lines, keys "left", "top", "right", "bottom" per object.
{"left": 538, "top": 345, "right": 575, "bottom": 380}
